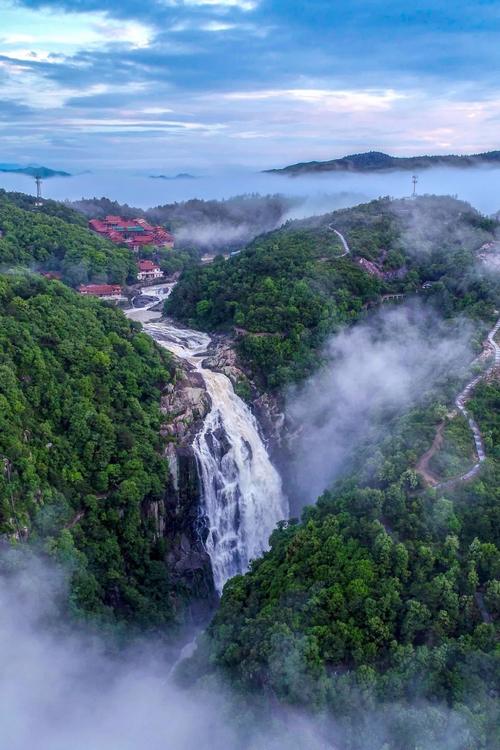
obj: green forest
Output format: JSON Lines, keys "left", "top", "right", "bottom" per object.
{"left": 0, "top": 272, "right": 187, "bottom": 629}
{"left": 167, "top": 195, "right": 500, "bottom": 387}
{"left": 167, "top": 230, "right": 380, "bottom": 387}
{"left": 169, "top": 194, "right": 500, "bottom": 748}
{"left": 0, "top": 191, "right": 498, "bottom": 747}
{"left": 188, "top": 375, "right": 500, "bottom": 748}
{"left": 0, "top": 190, "right": 136, "bottom": 286}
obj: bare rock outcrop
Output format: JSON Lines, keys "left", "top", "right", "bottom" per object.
{"left": 144, "top": 363, "right": 216, "bottom": 614}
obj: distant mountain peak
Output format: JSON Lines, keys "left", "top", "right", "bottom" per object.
{"left": 149, "top": 172, "right": 197, "bottom": 180}
{"left": 265, "top": 150, "right": 500, "bottom": 176}
{"left": 0, "top": 164, "right": 71, "bottom": 178}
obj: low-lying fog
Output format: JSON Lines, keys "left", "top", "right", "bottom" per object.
{"left": 286, "top": 304, "right": 474, "bottom": 508}
{"left": 0, "top": 550, "right": 478, "bottom": 750}
{"left": 2, "top": 165, "right": 500, "bottom": 215}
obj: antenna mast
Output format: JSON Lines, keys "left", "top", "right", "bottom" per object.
{"left": 34, "top": 176, "right": 43, "bottom": 205}
{"left": 412, "top": 174, "right": 418, "bottom": 198}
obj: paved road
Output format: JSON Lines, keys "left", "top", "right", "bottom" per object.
{"left": 488, "top": 317, "right": 500, "bottom": 365}
{"left": 329, "top": 224, "right": 351, "bottom": 256}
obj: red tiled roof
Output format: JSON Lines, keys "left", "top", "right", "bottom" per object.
{"left": 78, "top": 284, "right": 122, "bottom": 296}
{"left": 154, "top": 228, "right": 173, "bottom": 239}
{"left": 135, "top": 218, "right": 155, "bottom": 231}
{"left": 137, "top": 260, "right": 160, "bottom": 271}
{"left": 88, "top": 219, "right": 107, "bottom": 231}
{"left": 89, "top": 216, "right": 174, "bottom": 246}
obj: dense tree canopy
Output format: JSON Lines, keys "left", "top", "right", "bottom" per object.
{"left": 0, "top": 192, "right": 498, "bottom": 746}
{"left": 168, "top": 196, "right": 499, "bottom": 387}
{"left": 191, "top": 382, "right": 500, "bottom": 748}
{"left": 173, "top": 194, "right": 500, "bottom": 745}
{"left": 168, "top": 229, "right": 380, "bottom": 386}
{"left": 0, "top": 273, "right": 183, "bottom": 628}
{"left": 0, "top": 191, "right": 136, "bottom": 286}
{"left": 1, "top": 189, "right": 87, "bottom": 226}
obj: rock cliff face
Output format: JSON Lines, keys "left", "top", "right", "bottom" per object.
{"left": 204, "top": 337, "right": 287, "bottom": 463}
{"left": 144, "top": 333, "right": 286, "bottom": 620}
{"left": 145, "top": 362, "right": 216, "bottom": 619}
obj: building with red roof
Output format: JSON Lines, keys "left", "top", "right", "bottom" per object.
{"left": 78, "top": 284, "right": 123, "bottom": 298}
{"left": 88, "top": 215, "right": 174, "bottom": 250}
{"left": 137, "top": 259, "right": 163, "bottom": 281}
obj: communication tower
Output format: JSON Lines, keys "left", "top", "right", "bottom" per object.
{"left": 34, "top": 176, "right": 43, "bottom": 206}
{"left": 412, "top": 174, "right": 418, "bottom": 198}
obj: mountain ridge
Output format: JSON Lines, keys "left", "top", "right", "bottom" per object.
{"left": 265, "top": 149, "right": 500, "bottom": 176}
{"left": 0, "top": 163, "right": 71, "bottom": 178}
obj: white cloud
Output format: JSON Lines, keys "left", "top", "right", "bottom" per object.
{"left": 287, "top": 306, "right": 473, "bottom": 504}
{"left": 183, "top": 0, "right": 258, "bottom": 9}
{"left": 0, "top": 33, "right": 36, "bottom": 44}
{"left": 0, "top": 49, "right": 65, "bottom": 64}
{"left": 61, "top": 118, "right": 226, "bottom": 134}
{"left": 0, "top": 6, "right": 155, "bottom": 56}
{"left": 223, "top": 87, "right": 406, "bottom": 111}
{"left": 164, "top": 0, "right": 258, "bottom": 10}
{"left": 200, "top": 21, "right": 238, "bottom": 31}
{"left": 142, "top": 107, "right": 176, "bottom": 114}
{"left": 90, "top": 19, "right": 153, "bottom": 49}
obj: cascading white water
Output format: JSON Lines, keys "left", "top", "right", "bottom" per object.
{"left": 126, "top": 287, "right": 288, "bottom": 593}
{"left": 193, "top": 361, "right": 287, "bottom": 592}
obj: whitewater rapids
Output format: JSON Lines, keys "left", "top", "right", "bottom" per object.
{"left": 126, "top": 285, "right": 288, "bottom": 593}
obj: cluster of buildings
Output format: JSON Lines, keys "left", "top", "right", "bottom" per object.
{"left": 42, "top": 214, "right": 172, "bottom": 300}
{"left": 76, "top": 259, "right": 164, "bottom": 299}
{"left": 88, "top": 215, "right": 174, "bottom": 251}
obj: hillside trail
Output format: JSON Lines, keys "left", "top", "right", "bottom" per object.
{"left": 328, "top": 224, "right": 500, "bottom": 490}
{"left": 329, "top": 224, "right": 351, "bottom": 256}
{"left": 417, "top": 316, "right": 500, "bottom": 490}
{"left": 415, "top": 422, "right": 445, "bottom": 485}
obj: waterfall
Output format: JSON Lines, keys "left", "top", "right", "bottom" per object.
{"left": 193, "top": 362, "right": 287, "bottom": 593}
{"left": 126, "top": 288, "right": 288, "bottom": 593}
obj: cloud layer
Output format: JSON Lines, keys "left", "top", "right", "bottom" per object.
{"left": 0, "top": 550, "right": 335, "bottom": 750}
{"left": 2, "top": 0, "right": 500, "bottom": 169}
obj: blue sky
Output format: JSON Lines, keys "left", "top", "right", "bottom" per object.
{"left": 1, "top": 0, "right": 500, "bottom": 170}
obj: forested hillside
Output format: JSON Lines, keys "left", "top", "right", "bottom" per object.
{"left": 1, "top": 189, "right": 87, "bottom": 226}
{"left": 173, "top": 194, "right": 500, "bottom": 747}
{"left": 0, "top": 191, "right": 136, "bottom": 286}
{"left": 167, "top": 195, "right": 499, "bottom": 386}
{"left": 168, "top": 230, "right": 380, "bottom": 386}
{"left": 0, "top": 273, "right": 185, "bottom": 628}
{"left": 70, "top": 193, "right": 299, "bottom": 252}
{"left": 189, "top": 373, "right": 500, "bottom": 748}
{"left": 0, "top": 191, "right": 497, "bottom": 746}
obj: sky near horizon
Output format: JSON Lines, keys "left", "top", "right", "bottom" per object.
{"left": 1, "top": 0, "right": 500, "bottom": 171}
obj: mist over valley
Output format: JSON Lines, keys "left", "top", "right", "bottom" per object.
{"left": 2, "top": 0, "right": 500, "bottom": 747}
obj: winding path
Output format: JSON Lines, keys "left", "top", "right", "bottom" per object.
{"left": 327, "top": 225, "right": 500, "bottom": 489}
{"left": 418, "top": 316, "right": 500, "bottom": 489}
{"left": 329, "top": 224, "right": 351, "bottom": 256}
{"left": 328, "top": 225, "right": 500, "bottom": 489}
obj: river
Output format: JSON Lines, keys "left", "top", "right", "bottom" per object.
{"left": 125, "top": 284, "right": 288, "bottom": 593}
